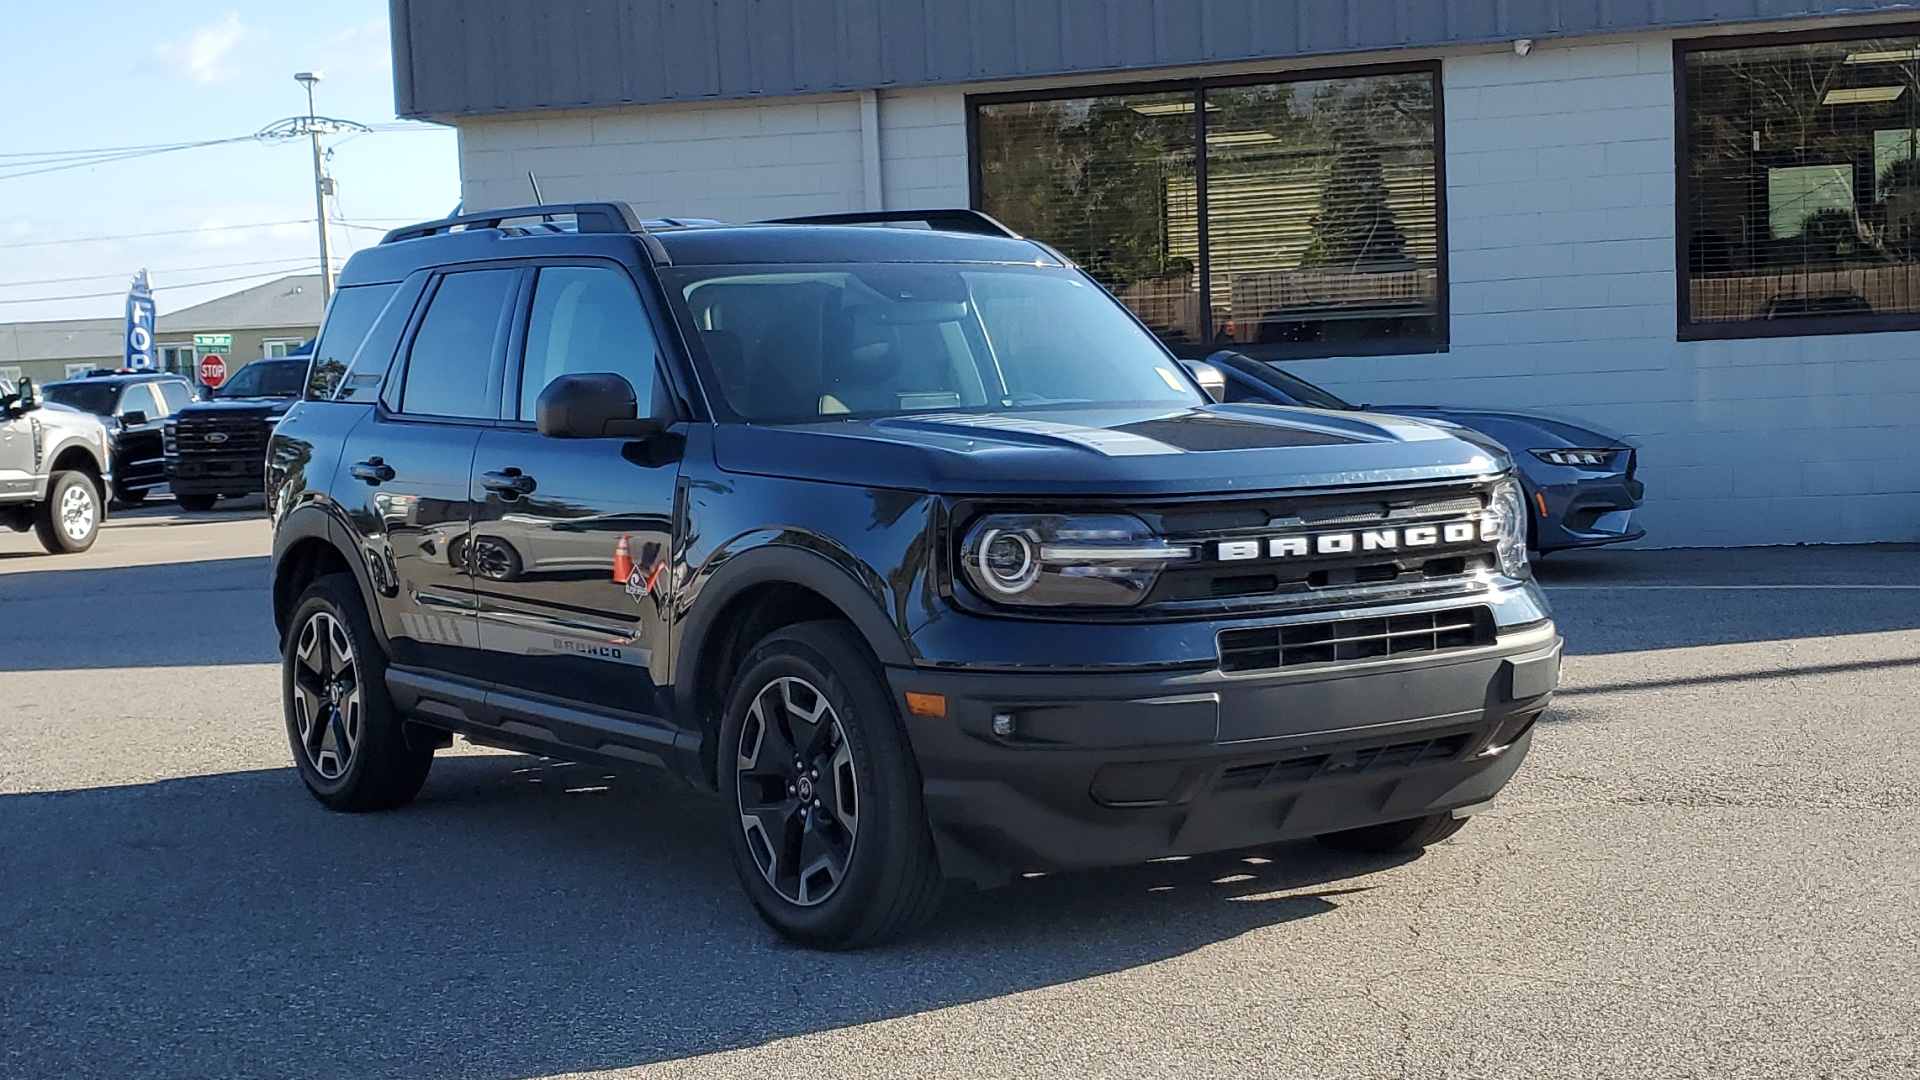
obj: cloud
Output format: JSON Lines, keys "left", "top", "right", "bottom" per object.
{"left": 154, "top": 13, "right": 251, "bottom": 84}
{"left": 316, "top": 19, "right": 392, "bottom": 76}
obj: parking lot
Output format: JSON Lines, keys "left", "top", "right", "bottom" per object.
{"left": 2, "top": 509, "right": 1916, "bottom": 1079}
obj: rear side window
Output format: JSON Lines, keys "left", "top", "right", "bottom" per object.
{"left": 307, "top": 283, "right": 399, "bottom": 400}
{"left": 117, "top": 383, "right": 160, "bottom": 419}
{"left": 399, "top": 270, "right": 517, "bottom": 419}
{"left": 156, "top": 381, "right": 194, "bottom": 412}
{"left": 516, "top": 266, "right": 660, "bottom": 421}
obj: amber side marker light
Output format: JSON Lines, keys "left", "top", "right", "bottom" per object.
{"left": 905, "top": 693, "right": 947, "bottom": 718}
{"left": 1534, "top": 491, "right": 1549, "bottom": 517}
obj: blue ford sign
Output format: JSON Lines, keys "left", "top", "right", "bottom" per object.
{"left": 124, "top": 271, "right": 156, "bottom": 371}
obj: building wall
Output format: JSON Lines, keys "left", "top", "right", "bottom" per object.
{"left": 453, "top": 34, "right": 1920, "bottom": 547}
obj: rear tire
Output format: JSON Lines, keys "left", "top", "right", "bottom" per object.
{"left": 718, "top": 620, "right": 945, "bottom": 949}
{"left": 175, "top": 493, "right": 218, "bottom": 512}
{"left": 283, "top": 572, "right": 433, "bottom": 812}
{"left": 33, "top": 471, "right": 100, "bottom": 554}
{"left": 1316, "top": 811, "right": 1468, "bottom": 854}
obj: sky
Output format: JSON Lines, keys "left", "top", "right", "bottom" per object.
{"left": 0, "top": 2, "right": 460, "bottom": 324}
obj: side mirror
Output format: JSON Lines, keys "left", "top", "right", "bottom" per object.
{"left": 120, "top": 410, "right": 149, "bottom": 428}
{"left": 1179, "top": 359, "right": 1228, "bottom": 404}
{"left": 535, "top": 372, "right": 669, "bottom": 439}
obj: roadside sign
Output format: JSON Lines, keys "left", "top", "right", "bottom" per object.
{"left": 198, "top": 355, "right": 228, "bottom": 389}
{"left": 193, "top": 333, "right": 232, "bottom": 354}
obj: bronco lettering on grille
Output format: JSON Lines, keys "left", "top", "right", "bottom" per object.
{"left": 1216, "top": 519, "right": 1493, "bottom": 562}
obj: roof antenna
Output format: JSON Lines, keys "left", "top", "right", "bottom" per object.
{"left": 528, "top": 171, "right": 545, "bottom": 204}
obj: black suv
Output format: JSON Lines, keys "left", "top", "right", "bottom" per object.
{"left": 267, "top": 202, "right": 1560, "bottom": 948}
{"left": 165, "top": 356, "right": 309, "bottom": 510}
{"left": 41, "top": 370, "right": 199, "bottom": 505}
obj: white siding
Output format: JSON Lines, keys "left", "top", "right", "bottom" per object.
{"left": 1299, "top": 40, "right": 1920, "bottom": 547}
{"left": 460, "top": 97, "right": 869, "bottom": 221}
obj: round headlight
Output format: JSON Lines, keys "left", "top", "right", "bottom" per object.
{"left": 976, "top": 528, "right": 1040, "bottom": 594}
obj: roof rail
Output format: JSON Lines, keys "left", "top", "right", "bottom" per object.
{"left": 758, "top": 209, "right": 1022, "bottom": 239}
{"left": 381, "top": 201, "right": 646, "bottom": 244}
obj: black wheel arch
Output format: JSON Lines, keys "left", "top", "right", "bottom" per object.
{"left": 675, "top": 543, "right": 915, "bottom": 788}
{"left": 272, "top": 502, "right": 387, "bottom": 650}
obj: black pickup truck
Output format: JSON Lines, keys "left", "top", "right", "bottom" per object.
{"left": 165, "top": 357, "right": 308, "bottom": 510}
{"left": 267, "top": 203, "right": 1560, "bottom": 948}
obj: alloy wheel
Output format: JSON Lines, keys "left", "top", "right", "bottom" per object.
{"left": 290, "top": 612, "right": 363, "bottom": 780}
{"left": 59, "top": 482, "right": 95, "bottom": 542}
{"left": 735, "top": 676, "right": 860, "bottom": 906}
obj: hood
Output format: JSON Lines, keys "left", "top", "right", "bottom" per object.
{"left": 713, "top": 404, "right": 1509, "bottom": 497}
{"left": 31, "top": 402, "right": 110, "bottom": 438}
{"left": 1366, "top": 405, "right": 1633, "bottom": 449}
{"left": 176, "top": 397, "right": 297, "bottom": 418}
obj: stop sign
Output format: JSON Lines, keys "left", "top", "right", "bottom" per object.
{"left": 198, "top": 354, "right": 228, "bottom": 389}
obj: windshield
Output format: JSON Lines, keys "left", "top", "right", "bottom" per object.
{"left": 43, "top": 382, "right": 119, "bottom": 416}
{"left": 664, "top": 263, "right": 1202, "bottom": 422}
{"left": 215, "top": 360, "right": 307, "bottom": 399}
{"left": 1259, "top": 364, "right": 1355, "bottom": 411}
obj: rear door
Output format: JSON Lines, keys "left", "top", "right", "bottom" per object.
{"left": 471, "top": 261, "right": 682, "bottom": 721}
{"left": 112, "top": 383, "right": 168, "bottom": 492}
{"left": 334, "top": 267, "right": 521, "bottom": 682}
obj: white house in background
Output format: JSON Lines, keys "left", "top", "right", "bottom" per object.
{"left": 389, "top": 0, "right": 1920, "bottom": 545}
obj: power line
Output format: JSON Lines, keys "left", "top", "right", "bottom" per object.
{"left": 0, "top": 265, "right": 319, "bottom": 307}
{"left": 0, "top": 137, "right": 263, "bottom": 182}
{"left": 0, "top": 256, "right": 338, "bottom": 290}
{"left": 0, "top": 125, "right": 439, "bottom": 161}
{"left": 0, "top": 218, "right": 416, "bottom": 251}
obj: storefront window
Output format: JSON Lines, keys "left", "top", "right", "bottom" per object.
{"left": 1683, "top": 33, "right": 1920, "bottom": 336}
{"left": 972, "top": 66, "right": 1444, "bottom": 359}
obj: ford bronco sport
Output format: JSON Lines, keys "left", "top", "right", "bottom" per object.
{"left": 267, "top": 202, "right": 1560, "bottom": 948}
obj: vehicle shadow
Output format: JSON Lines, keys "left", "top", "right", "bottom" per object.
{"left": 0, "top": 753, "right": 1412, "bottom": 1079}
{"left": 1534, "top": 544, "right": 1920, "bottom": 655}
{"left": 0, "top": 556, "right": 277, "bottom": 670}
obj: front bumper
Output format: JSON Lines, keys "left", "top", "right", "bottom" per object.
{"left": 166, "top": 454, "right": 264, "bottom": 496}
{"left": 1531, "top": 465, "right": 1645, "bottom": 552}
{"left": 888, "top": 619, "right": 1559, "bottom": 886}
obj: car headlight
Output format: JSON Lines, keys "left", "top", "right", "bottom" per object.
{"left": 162, "top": 421, "right": 177, "bottom": 455}
{"left": 1531, "top": 448, "right": 1618, "bottom": 468}
{"left": 959, "top": 513, "right": 1193, "bottom": 607}
{"left": 1485, "top": 475, "right": 1530, "bottom": 578}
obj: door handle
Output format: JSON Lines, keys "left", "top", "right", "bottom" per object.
{"left": 480, "top": 469, "right": 537, "bottom": 497}
{"left": 350, "top": 458, "right": 395, "bottom": 485}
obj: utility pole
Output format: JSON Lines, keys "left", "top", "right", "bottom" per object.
{"left": 260, "top": 76, "right": 366, "bottom": 307}
{"left": 294, "top": 72, "right": 335, "bottom": 306}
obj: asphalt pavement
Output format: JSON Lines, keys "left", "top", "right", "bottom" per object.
{"left": 2, "top": 508, "right": 1916, "bottom": 1078}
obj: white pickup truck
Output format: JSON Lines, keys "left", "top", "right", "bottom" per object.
{"left": 0, "top": 377, "right": 115, "bottom": 553}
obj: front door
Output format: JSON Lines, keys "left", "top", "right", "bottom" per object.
{"left": 112, "top": 383, "right": 168, "bottom": 494}
{"left": 335, "top": 267, "right": 519, "bottom": 682}
{"left": 0, "top": 405, "right": 34, "bottom": 500}
{"left": 472, "top": 263, "right": 682, "bottom": 719}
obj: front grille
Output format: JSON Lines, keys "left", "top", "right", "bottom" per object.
{"left": 173, "top": 416, "right": 268, "bottom": 456}
{"left": 1217, "top": 606, "right": 1495, "bottom": 673}
{"left": 1215, "top": 731, "right": 1475, "bottom": 792}
{"left": 1139, "top": 484, "right": 1498, "bottom": 607}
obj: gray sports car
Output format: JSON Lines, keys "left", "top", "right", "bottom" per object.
{"left": 1204, "top": 351, "right": 1645, "bottom": 552}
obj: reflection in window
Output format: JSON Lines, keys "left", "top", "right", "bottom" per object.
{"left": 974, "top": 69, "right": 1443, "bottom": 359}
{"left": 975, "top": 92, "right": 1202, "bottom": 347}
{"left": 1685, "top": 35, "right": 1920, "bottom": 330}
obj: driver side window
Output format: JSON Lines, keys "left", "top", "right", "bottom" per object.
{"left": 517, "top": 266, "right": 660, "bottom": 422}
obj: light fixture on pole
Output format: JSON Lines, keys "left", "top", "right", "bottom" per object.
{"left": 258, "top": 72, "right": 369, "bottom": 307}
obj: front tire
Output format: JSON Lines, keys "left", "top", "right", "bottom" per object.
{"left": 1316, "top": 811, "right": 1468, "bottom": 854}
{"left": 34, "top": 470, "right": 100, "bottom": 554}
{"left": 283, "top": 573, "right": 433, "bottom": 812}
{"left": 175, "top": 493, "right": 218, "bottom": 512}
{"left": 718, "top": 621, "right": 944, "bottom": 949}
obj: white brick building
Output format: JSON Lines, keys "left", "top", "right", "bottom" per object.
{"left": 397, "top": 2, "right": 1920, "bottom": 546}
